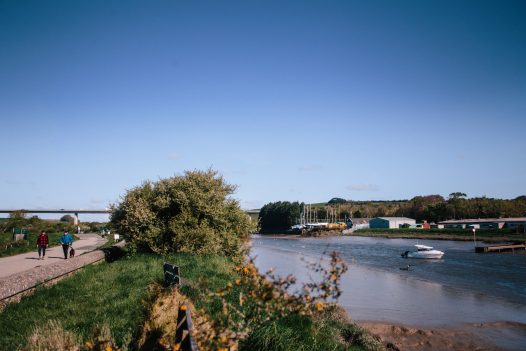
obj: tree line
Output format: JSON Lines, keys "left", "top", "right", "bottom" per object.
{"left": 258, "top": 194, "right": 526, "bottom": 232}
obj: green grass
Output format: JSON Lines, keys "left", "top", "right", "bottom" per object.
{"left": 0, "top": 232, "right": 65, "bottom": 257}
{"left": 0, "top": 252, "right": 235, "bottom": 350}
{"left": 353, "top": 228, "right": 526, "bottom": 242}
{"left": 239, "top": 311, "right": 373, "bottom": 351}
{"left": 0, "top": 251, "right": 374, "bottom": 350}
{"left": 0, "top": 251, "right": 160, "bottom": 350}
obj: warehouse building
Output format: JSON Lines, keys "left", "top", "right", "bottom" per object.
{"left": 437, "top": 218, "right": 526, "bottom": 229}
{"left": 369, "top": 217, "right": 416, "bottom": 229}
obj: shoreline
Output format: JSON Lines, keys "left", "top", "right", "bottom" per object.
{"left": 254, "top": 232, "right": 526, "bottom": 244}
{"left": 252, "top": 236, "right": 526, "bottom": 350}
{"left": 355, "top": 319, "right": 526, "bottom": 351}
{"left": 351, "top": 232, "right": 526, "bottom": 244}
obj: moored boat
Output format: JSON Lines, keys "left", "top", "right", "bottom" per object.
{"left": 401, "top": 244, "right": 444, "bottom": 259}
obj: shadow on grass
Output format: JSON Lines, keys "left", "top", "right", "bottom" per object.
{"left": 101, "top": 246, "right": 127, "bottom": 263}
{"left": 139, "top": 327, "right": 164, "bottom": 351}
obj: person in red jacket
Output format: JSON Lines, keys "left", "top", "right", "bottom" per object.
{"left": 36, "top": 231, "right": 49, "bottom": 260}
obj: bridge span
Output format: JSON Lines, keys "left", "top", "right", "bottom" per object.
{"left": 0, "top": 209, "right": 110, "bottom": 224}
{"left": 1, "top": 208, "right": 260, "bottom": 224}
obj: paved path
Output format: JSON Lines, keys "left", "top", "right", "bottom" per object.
{"left": 0, "top": 233, "right": 107, "bottom": 279}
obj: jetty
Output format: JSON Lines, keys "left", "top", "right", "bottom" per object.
{"left": 475, "top": 243, "right": 526, "bottom": 253}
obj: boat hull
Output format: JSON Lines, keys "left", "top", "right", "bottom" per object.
{"left": 406, "top": 251, "right": 444, "bottom": 259}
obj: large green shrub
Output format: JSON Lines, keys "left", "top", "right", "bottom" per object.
{"left": 259, "top": 201, "right": 303, "bottom": 233}
{"left": 110, "top": 169, "right": 252, "bottom": 257}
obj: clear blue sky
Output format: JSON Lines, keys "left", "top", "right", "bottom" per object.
{"left": 1, "top": 0, "right": 525, "bottom": 221}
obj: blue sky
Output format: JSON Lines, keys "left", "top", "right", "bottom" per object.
{"left": 1, "top": 0, "right": 525, "bottom": 221}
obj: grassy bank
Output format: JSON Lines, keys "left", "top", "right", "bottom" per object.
{"left": 0, "top": 232, "right": 65, "bottom": 257}
{"left": 353, "top": 228, "right": 526, "bottom": 242}
{"left": 0, "top": 250, "right": 378, "bottom": 350}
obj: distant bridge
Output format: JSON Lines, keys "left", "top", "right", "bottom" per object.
{"left": 0, "top": 209, "right": 110, "bottom": 225}
{"left": 0, "top": 208, "right": 261, "bottom": 224}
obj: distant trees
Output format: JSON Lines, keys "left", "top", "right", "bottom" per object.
{"left": 397, "top": 195, "right": 445, "bottom": 220}
{"left": 449, "top": 192, "right": 467, "bottom": 200}
{"left": 0, "top": 215, "right": 103, "bottom": 236}
{"left": 328, "top": 197, "right": 347, "bottom": 205}
{"left": 394, "top": 193, "right": 526, "bottom": 222}
{"left": 259, "top": 194, "right": 526, "bottom": 227}
{"left": 60, "top": 215, "right": 75, "bottom": 223}
{"left": 259, "top": 201, "right": 304, "bottom": 233}
{"left": 9, "top": 210, "right": 27, "bottom": 219}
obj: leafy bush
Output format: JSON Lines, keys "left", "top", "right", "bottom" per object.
{"left": 60, "top": 215, "right": 75, "bottom": 223}
{"left": 110, "top": 169, "right": 252, "bottom": 257}
{"left": 259, "top": 201, "right": 303, "bottom": 233}
{"left": 195, "top": 252, "right": 349, "bottom": 350}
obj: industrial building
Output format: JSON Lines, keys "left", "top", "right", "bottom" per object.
{"left": 369, "top": 217, "right": 416, "bottom": 229}
{"left": 437, "top": 218, "right": 526, "bottom": 229}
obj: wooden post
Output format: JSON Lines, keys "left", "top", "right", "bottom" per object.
{"left": 175, "top": 303, "right": 198, "bottom": 351}
{"left": 163, "top": 263, "right": 180, "bottom": 286}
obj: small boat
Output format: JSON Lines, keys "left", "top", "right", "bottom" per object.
{"left": 401, "top": 245, "right": 444, "bottom": 259}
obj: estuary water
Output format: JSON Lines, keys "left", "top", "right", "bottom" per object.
{"left": 251, "top": 235, "right": 526, "bottom": 349}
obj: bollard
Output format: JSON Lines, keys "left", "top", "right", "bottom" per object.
{"left": 163, "top": 262, "right": 180, "bottom": 286}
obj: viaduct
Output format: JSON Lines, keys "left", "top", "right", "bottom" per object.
{"left": 0, "top": 209, "right": 261, "bottom": 224}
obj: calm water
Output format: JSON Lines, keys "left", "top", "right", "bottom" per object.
{"left": 251, "top": 235, "right": 526, "bottom": 334}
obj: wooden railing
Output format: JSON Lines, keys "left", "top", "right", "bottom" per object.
{"left": 174, "top": 303, "right": 198, "bottom": 351}
{"left": 163, "top": 262, "right": 198, "bottom": 351}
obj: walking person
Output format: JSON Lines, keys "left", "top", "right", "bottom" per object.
{"left": 60, "top": 230, "right": 73, "bottom": 259}
{"left": 36, "top": 231, "right": 49, "bottom": 260}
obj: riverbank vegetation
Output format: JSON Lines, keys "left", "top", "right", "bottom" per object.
{"left": 0, "top": 249, "right": 381, "bottom": 350}
{"left": 1, "top": 169, "right": 385, "bottom": 350}
{"left": 92, "top": 170, "right": 379, "bottom": 350}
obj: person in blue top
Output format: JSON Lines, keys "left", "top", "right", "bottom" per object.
{"left": 60, "top": 230, "right": 73, "bottom": 259}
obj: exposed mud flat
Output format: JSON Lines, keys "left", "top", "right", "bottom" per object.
{"left": 357, "top": 320, "right": 526, "bottom": 351}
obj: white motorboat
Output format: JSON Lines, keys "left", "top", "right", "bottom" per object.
{"left": 401, "top": 245, "right": 444, "bottom": 259}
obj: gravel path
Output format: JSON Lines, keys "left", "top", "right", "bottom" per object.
{"left": 0, "top": 233, "right": 107, "bottom": 278}
{"left": 0, "top": 249, "right": 106, "bottom": 301}
{"left": 0, "top": 234, "right": 120, "bottom": 302}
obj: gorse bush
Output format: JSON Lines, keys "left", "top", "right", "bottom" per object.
{"left": 110, "top": 169, "right": 252, "bottom": 257}
{"left": 192, "top": 252, "right": 350, "bottom": 350}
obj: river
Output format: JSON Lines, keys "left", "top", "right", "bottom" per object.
{"left": 250, "top": 235, "right": 526, "bottom": 350}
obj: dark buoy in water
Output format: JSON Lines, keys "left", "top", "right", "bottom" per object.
{"left": 400, "top": 264, "right": 412, "bottom": 271}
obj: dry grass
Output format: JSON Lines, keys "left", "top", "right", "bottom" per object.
{"left": 26, "top": 320, "right": 80, "bottom": 351}
{"left": 138, "top": 284, "right": 189, "bottom": 349}
{"left": 138, "top": 284, "right": 178, "bottom": 346}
